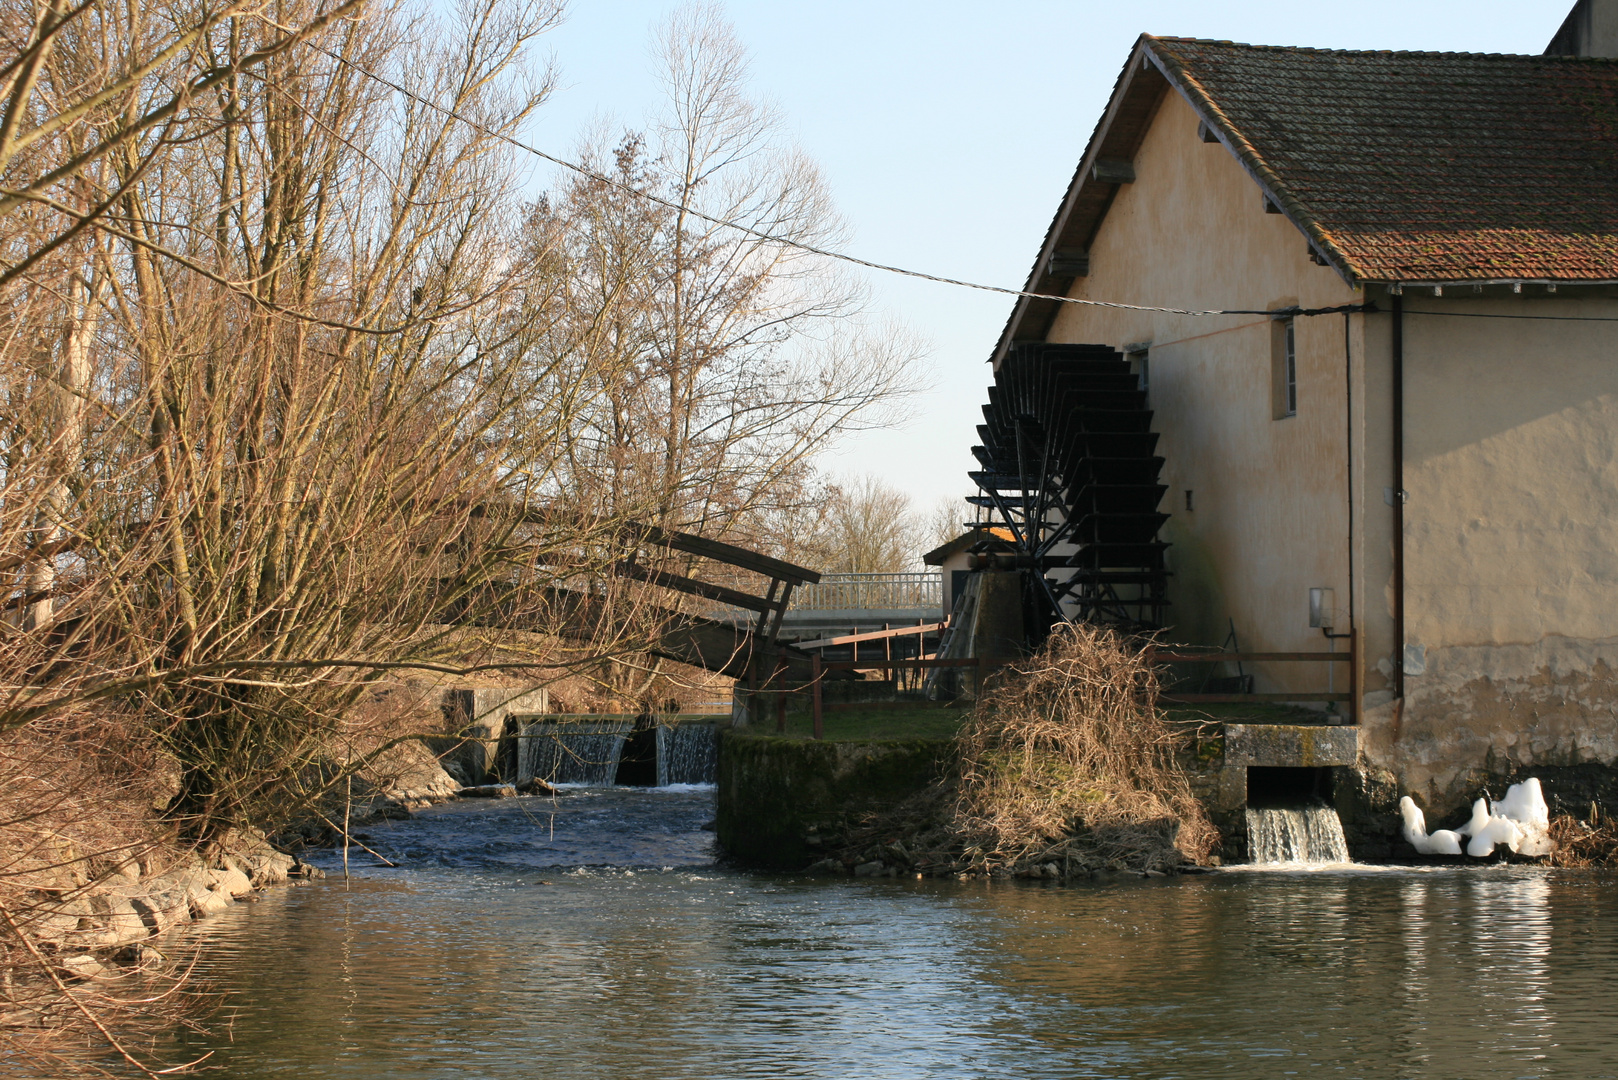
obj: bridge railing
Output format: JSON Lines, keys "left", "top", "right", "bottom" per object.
{"left": 790, "top": 572, "right": 942, "bottom": 612}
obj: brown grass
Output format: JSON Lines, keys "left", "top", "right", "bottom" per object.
{"left": 1547, "top": 814, "right": 1618, "bottom": 868}
{"left": 956, "top": 623, "right": 1216, "bottom": 871}
{"left": 829, "top": 624, "right": 1216, "bottom": 878}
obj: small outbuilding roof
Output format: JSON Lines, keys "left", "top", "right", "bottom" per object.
{"left": 922, "top": 527, "right": 1014, "bottom": 566}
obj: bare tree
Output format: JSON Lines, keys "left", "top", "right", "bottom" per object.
{"left": 812, "top": 474, "right": 920, "bottom": 574}
{"left": 0, "top": 0, "right": 679, "bottom": 837}
{"left": 519, "top": 4, "right": 923, "bottom": 705}
{"left": 544, "top": 4, "right": 922, "bottom": 546}
{"left": 922, "top": 494, "right": 976, "bottom": 556}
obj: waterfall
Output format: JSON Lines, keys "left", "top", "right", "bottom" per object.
{"left": 517, "top": 719, "right": 632, "bottom": 786}
{"left": 514, "top": 719, "right": 715, "bottom": 787}
{"left": 657, "top": 723, "right": 717, "bottom": 786}
{"left": 1246, "top": 805, "right": 1351, "bottom": 865}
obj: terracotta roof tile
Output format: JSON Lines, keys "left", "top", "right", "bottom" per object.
{"left": 1147, "top": 38, "right": 1618, "bottom": 282}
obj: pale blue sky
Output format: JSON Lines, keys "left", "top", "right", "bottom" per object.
{"left": 521, "top": 1, "right": 1572, "bottom": 513}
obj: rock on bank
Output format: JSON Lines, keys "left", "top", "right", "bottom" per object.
{"left": 12, "top": 828, "right": 321, "bottom": 980}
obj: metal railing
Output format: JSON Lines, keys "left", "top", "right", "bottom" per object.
{"left": 791, "top": 572, "right": 942, "bottom": 612}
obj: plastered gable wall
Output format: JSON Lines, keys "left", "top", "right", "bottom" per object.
{"left": 1034, "top": 85, "right": 1618, "bottom": 806}
{"left": 1045, "top": 89, "right": 1361, "bottom": 690}
{"left": 1359, "top": 289, "right": 1618, "bottom": 806}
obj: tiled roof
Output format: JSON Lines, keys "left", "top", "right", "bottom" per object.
{"left": 1148, "top": 38, "right": 1618, "bottom": 282}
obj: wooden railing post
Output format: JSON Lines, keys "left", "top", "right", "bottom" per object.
{"left": 746, "top": 650, "right": 757, "bottom": 727}
{"left": 811, "top": 652, "right": 823, "bottom": 740}
{"left": 774, "top": 647, "right": 788, "bottom": 734}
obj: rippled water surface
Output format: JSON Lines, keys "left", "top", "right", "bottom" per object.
{"left": 160, "top": 788, "right": 1618, "bottom": 1079}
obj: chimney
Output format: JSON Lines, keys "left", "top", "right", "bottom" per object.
{"left": 1545, "top": 0, "right": 1618, "bottom": 57}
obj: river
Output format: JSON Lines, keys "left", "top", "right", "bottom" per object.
{"left": 150, "top": 786, "right": 1618, "bottom": 1079}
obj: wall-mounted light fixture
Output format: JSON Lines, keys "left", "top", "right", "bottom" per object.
{"left": 1308, "top": 587, "right": 1336, "bottom": 630}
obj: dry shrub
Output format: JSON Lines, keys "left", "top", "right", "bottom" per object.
{"left": 0, "top": 711, "right": 178, "bottom": 921}
{"left": 955, "top": 623, "right": 1215, "bottom": 871}
{"left": 1547, "top": 814, "right": 1618, "bottom": 868}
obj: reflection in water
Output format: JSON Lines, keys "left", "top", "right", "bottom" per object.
{"left": 145, "top": 790, "right": 1618, "bottom": 1080}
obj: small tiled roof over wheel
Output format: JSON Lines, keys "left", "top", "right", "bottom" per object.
{"left": 1151, "top": 38, "right": 1618, "bottom": 284}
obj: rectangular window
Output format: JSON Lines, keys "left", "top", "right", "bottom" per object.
{"left": 1284, "top": 319, "right": 1296, "bottom": 416}
{"left": 1271, "top": 317, "right": 1297, "bottom": 419}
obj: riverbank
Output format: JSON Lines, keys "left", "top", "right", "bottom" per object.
{"left": 718, "top": 626, "right": 1217, "bottom": 879}
{"left": 2, "top": 827, "right": 323, "bottom": 1011}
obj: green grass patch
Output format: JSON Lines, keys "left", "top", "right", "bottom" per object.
{"left": 756, "top": 699, "right": 1329, "bottom": 744}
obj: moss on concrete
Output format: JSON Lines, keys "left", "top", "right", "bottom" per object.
{"left": 762, "top": 702, "right": 970, "bottom": 742}
{"left": 715, "top": 728, "right": 954, "bottom": 867}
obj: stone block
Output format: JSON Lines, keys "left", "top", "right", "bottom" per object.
{"left": 436, "top": 686, "right": 551, "bottom": 783}
{"left": 1224, "top": 724, "right": 1358, "bottom": 768}
{"left": 212, "top": 867, "right": 253, "bottom": 897}
{"left": 81, "top": 894, "right": 149, "bottom": 947}
{"left": 59, "top": 954, "right": 117, "bottom": 982}
{"left": 129, "top": 888, "right": 191, "bottom": 935}
{"left": 190, "top": 887, "right": 233, "bottom": 918}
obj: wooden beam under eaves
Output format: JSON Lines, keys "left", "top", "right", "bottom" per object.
{"left": 1047, "top": 248, "right": 1089, "bottom": 277}
{"left": 1090, "top": 158, "right": 1136, "bottom": 183}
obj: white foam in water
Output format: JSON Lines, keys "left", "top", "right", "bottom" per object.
{"left": 1400, "top": 779, "right": 1555, "bottom": 858}
{"left": 1399, "top": 798, "right": 1464, "bottom": 855}
{"left": 1247, "top": 806, "right": 1352, "bottom": 865}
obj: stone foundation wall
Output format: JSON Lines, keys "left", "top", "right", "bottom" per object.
{"left": 1361, "top": 637, "right": 1618, "bottom": 819}
{"left": 1182, "top": 716, "right": 1618, "bottom": 863}
{"left": 431, "top": 686, "right": 551, "bottom": 784}
{"left": 715, "top": 729, "right": 951, "bottom": 866}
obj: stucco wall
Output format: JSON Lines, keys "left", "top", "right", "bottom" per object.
{"left": 1037, "top": 88, "right": 1618, "bottom": 809}
{"left": 1360, "top": 289, "right": 1618, "bottom": 807}
{"left": 1044, "top": 90, "right": 1361, "bottom": 694}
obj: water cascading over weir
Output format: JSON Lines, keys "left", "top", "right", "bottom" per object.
{"left": 1244, "top": 768, "right": 1349, "bottom": 864}
{"left": 511, "top": 719, "right": 718, "bottom": 788}
{"left": 1245, "top": 808, "right": 1351, "bottom": 864}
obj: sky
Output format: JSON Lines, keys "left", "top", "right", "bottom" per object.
{"left": 517, "top": 1, "right": 1572, "bottom": 516}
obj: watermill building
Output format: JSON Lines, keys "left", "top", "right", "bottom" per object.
{"left": 966, "top": 0, "right": 1618, "bottom": 825}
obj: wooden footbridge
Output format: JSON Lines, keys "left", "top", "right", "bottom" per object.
{"left": 610, "top": 526, "right": 947, "bottom": 687}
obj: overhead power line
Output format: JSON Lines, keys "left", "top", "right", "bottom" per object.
{"left": 308, "top": 44, "right": 1362, "bottom": 321}
{"left": 310, "top": 47, "right": 1615, "bottom": 328}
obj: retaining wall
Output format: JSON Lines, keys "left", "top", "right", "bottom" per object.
{"left": 715, "top": 729, "right": 952, "bottom": 867}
